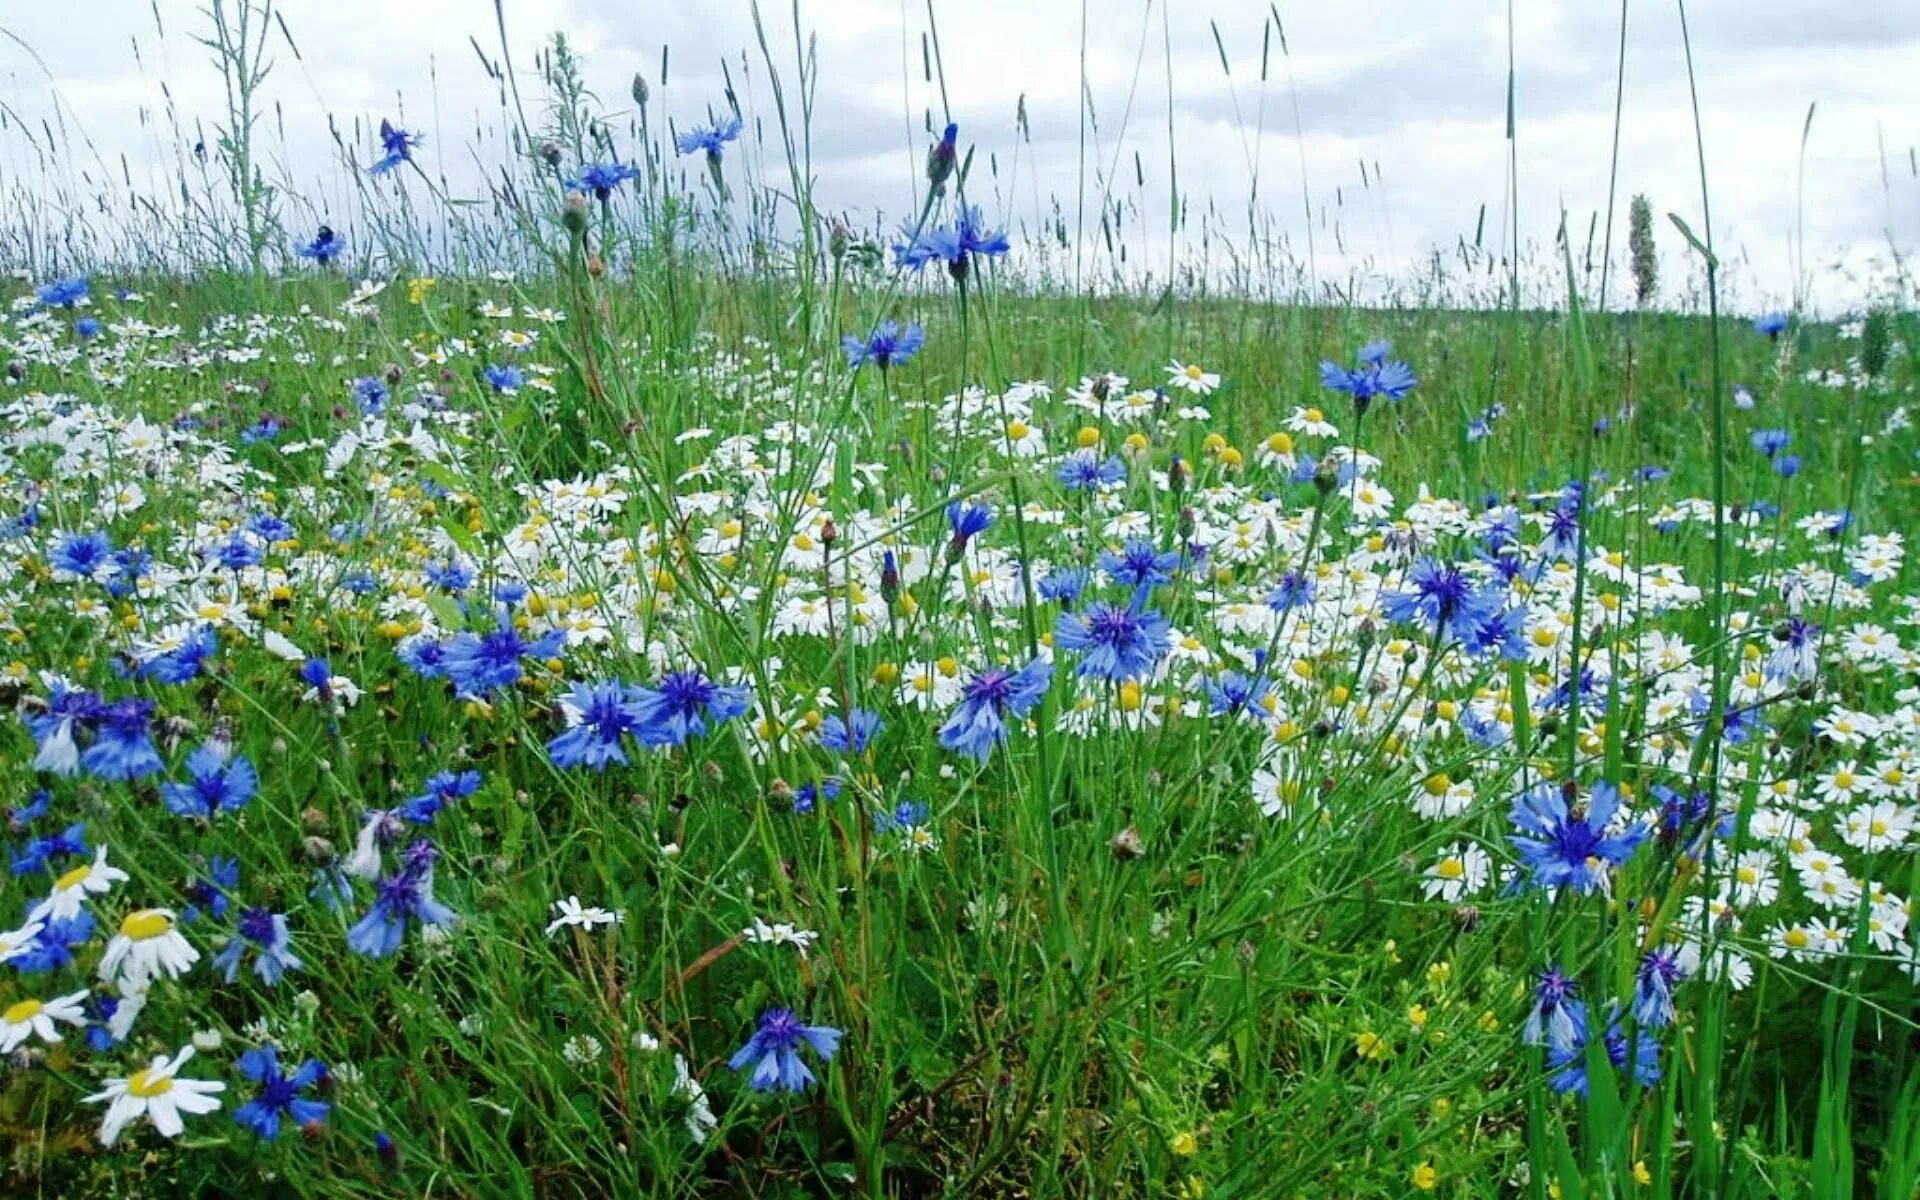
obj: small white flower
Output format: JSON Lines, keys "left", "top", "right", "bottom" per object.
{"left": 1421, "top": 843, "right": 1491, "bottom": 902}
{"left": 545, "top": 896, "right": 625, "bottom": 938}
{"left": 674, "top": 1054, "right": 718, "bottom": 1144}
{"left": 741, "top": 917, "right": 820, "bottom": 958}
{"left": 562, "top": 1034, "right": 604, "bottom": 1067}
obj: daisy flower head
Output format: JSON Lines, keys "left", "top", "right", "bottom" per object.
{"left": 84, "top": 1046, "right": 225, "bottom": 1146}
{"left": 1166, "top": 360, "right": 1220, "bottom": 395}
{"left": 30, "top": 846, "right": 129, "bottom": 923}
{"left": 98, "top": 908, "right": 199, "bottom": 988}
{"left": 0, "top": 988, "right": 90, "bottom": 1052}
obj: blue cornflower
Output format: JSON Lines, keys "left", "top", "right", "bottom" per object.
{"left": 945, "top": 500, "right": 993, "bottom": 555}
{"left": 241, "top": 415, "right": 283, "bottom": 443}
{"left": 548, "top": 681, "right": 648, "bottom": 770}
{"left": 1765, "top": 615, "right": 1820, "bottom": 683}
{"left": 631, "top": 668, "right": 751, "bottom": 748}
{"left": 1053, "top": 599, "right": 1172, "bottom": 683}
{"left": 51, "top": 531, "right": 115, "bottom": 581}
{"left": 1549, "top": 1005, "right": 1661, "bottom": 1096}
{"left": 1508, "top": 782, "right": 1649, "bottom": 894}
{"left": 1038, "top": 566, "right": 1091, "bottom": 607}
{"left": 1463, "top": 602, "right": 1529, "bottom": 662}
{"left": 26, "top": 684, "right": 100, "bottom": 777}
{"left": 675, "top": 114, "right": 743, "bottom": 158}
{"left": 842, "top": 321, "right": 925, "bottom": 371}
{"left": 5, "top": 788, "right": 53, "bottom": 828}
{"left": 1266, "top": 571, "right": 1317, "bottom": 613}
{"left": 792, "top": 777, "right": 843, "bottom": 814}
{"left": 233, "top": 1046, "right": 330, "bottom": 1140}
{"left": 250, "top": 513, "right": 295, "bottom": 543}
{"left": 483, "top": 364, "right": 525, "bottom": 394}
{"left": 1318, "top": 340, "right": 1417, "bottom": 412}
{"left": 566, "top": 161, "right": 639, "bottom": 199}
{"left": 80, "top": 698, "right": 164, "bottom": 782}
{"left": 401, "top": 770, "right": 482, "bottom": 823}
{"left": 1522, "top": 966, "right": 1588, "bottom": 1055}
{"left": 212, "top": 533, "right": 263, "bottom": 571}
{"left": 818, "top": 709, "right": 883, "bottom": 754}
{"left": 1539, "top": 500, "right": 1583, "bottom": 562}
{"left": 139, "top": 624, "right": 220, "bottom": 684}
{"left": 442, "top": 628, "right": 566, "bottom": 698}
{"left": 214, "top": 906, "right": 303, "bottom": 986}
{"left": 874, "top": 798, "right": 932, "bottom": 841}
{"left": 1381, "top": 558, "right": 1497, "bottom": 643}
{"left": 1204, "top": 669, "right": 1271, "bottom": 717}
{"left": 294, "top": 225, "right": 346, "bottom": 263}
{"left": 728, "top": 1007, "right": 842, "bottom": 1093}
{"left": 184, "top": 855, "right": 241, "bottom": 923}
{"left": 10, "top": 821, "right": 86, "bottom": 876}
{"left": 1097, "top": 538, "right": 1181, "bottom": 591}
{"left": 36, "top": 276, "right": 89, "bottom": 308}
{"left": 938, "top": 657, "right": 1053, "bottom": 761}
{"left": 347, "top": 841, "right": 457, "bottom": 957}
{"left": 894, "top": 206, "right": 1011, "bottom": 279}
{"left": 74, "top": 316, "right": 103, "bottom": 340}
{"left": 369, "top": 119, "right": 421, "bottom": 175}
{"left": 1752, "top": 311, "right": 1788, "bottom": 338}
{"left": 399, "top": 637, "right": 451, "bottom": 680}
{"left": 1775, "top": 453, "right": 1800, "bottom": 478}
{"left": 162, "top": 743, "right": 258, "bottom": 820}
{"left": 352, "top": 375, "right": 390, "bottom": 414}
{"left": 1634, "top": 946, "right": 1686, "bottom": 1029}
{"left": 10, "top": 911, "right": 94, "bottom": 972}
{"left": 1750, "top": 429, "right": 1790, "bottom": 458}
{"left": 1056, "top": 450, "right": 1127, "bottom": 492}
{"left": 424, "top": 557, "right": 474, "bottom": 593}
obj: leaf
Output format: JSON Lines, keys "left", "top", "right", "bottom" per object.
{"left": 1665, "top": 213, "right": 1717, "bottom": 269}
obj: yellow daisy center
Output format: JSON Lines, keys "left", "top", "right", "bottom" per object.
{"left": 3, "top": 998, "right": 43, "bottom": 1024}
{"left": 126, "top": 1068, "right": 175, "bottom": 1098}
{"left": 121, "top": 910, "right": 174, "bottom": 941}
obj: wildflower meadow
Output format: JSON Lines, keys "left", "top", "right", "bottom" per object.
{"left": 0, "top": 2, "right": 1917, "bottom": 1197}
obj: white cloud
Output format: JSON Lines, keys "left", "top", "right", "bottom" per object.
{"left": 0, "top": 0, "right": 1914, "bottom": 311}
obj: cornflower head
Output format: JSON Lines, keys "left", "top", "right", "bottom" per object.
{"left": 294, "top": 225, "right": 345, "bottom": 263}
{"left": 938, "top": 657, "right": 1052, "bottom": 761}
{"left": 212, "top": 907, "right": 302, "bottom": 986}
{"left": 728, "top": 1008, "right": 842, "bottom": 1093}
{"left": 161, "top": 743, "right": 258, "bottom": 821}
{"left": 566, "top": 161, "right": 639, "bottom": 200}
{"left": 631, "top": 668, "right": 752, "bottom": 748}
{"left": 369, "top": 120, "right": 420, "bottom": 175}
{"left": 1318, "top": 339, "right": 1417, "bottom": 414}
{"left": 232, "top": 1046, "right": 329, "bottom": 1140}
{"left": 1053, "top": 596, "right": 1173, "bottom": 684}
{"left": 842, "top": 321, "right": 926, "bottom": 371}
{"left": 1508, "top": 781, "right": 1649, "bottom": 895}
{"left": 1548, "top": 1004, "right": 1661, "bottom": 1097}
{"left": 346, "top": 840, "right": 456, "bottom": 957}
{"left": 548, "top": 682, "right": 648, "bottom": 771}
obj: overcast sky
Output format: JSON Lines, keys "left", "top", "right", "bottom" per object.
{"left": 3, "top": 0, "right": 1916, "bottom": 312}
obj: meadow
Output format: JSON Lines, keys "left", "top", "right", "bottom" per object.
{"left": 1, "top": 6, "right": 1919, "bottom": 1199}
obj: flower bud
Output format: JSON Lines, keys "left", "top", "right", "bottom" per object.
{"left": 926, "top": 122, "right": 958, "bottom": 191}
{"left": 562, "top": 190, "right": 590, "bottom": 235}
{"left": 631, "top": 73, "right": 650, "bottom": 108}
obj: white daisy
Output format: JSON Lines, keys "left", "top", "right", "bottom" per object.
{"left": 0, "top": 988, "right": 90, "bottom": 1052}
{"left": 98, "top": 909, "right": 200, "bottom": 988}
{"left": 83, "top": 1045, "right": 226, "bottom": 1146}
{"left": 29, "top": 846, "right": 130, "bottom": 923}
